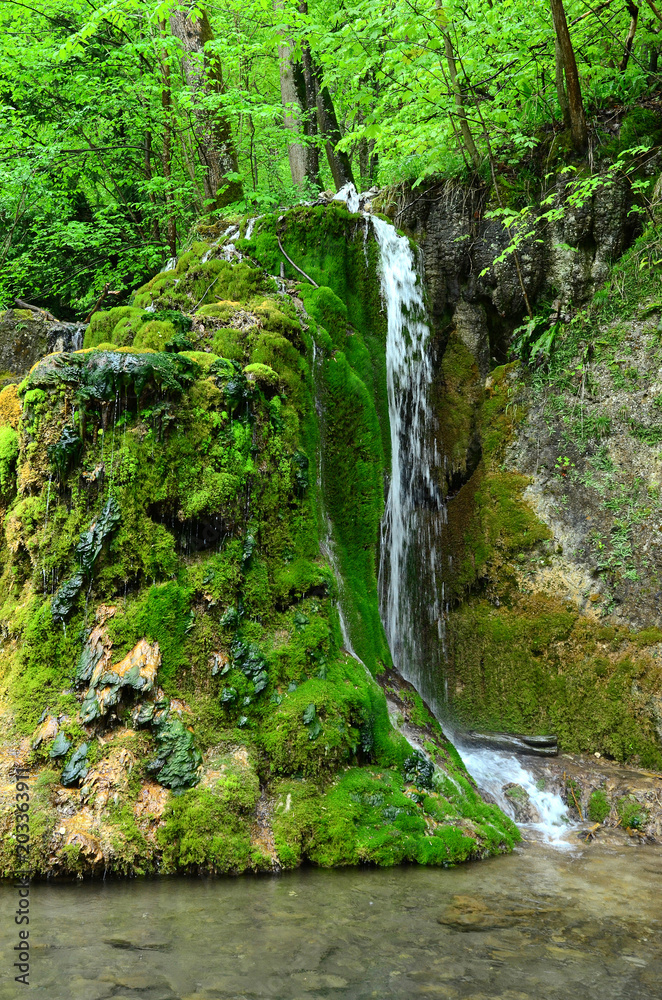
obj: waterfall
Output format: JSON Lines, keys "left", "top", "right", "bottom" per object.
{"left": 372, "top": 214, "right": 572, "bottom": 846}
{"left": 373, "top": 216, "right": 444, "bottom": 707}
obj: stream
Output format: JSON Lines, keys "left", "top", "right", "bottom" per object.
{"left": 2, "top": 839, "right": 661, "bottom": 999}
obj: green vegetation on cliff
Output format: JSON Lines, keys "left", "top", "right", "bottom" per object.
{"left": 436, "top": 223, "right": 662, "bottom": 769}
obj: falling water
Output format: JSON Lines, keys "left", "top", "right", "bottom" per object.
{"left": 42, "top": 476, "right": 53, "bottom": 594}
{"left": 373, "top": 216, "right": 444, "bottom": 707}
{"left": 372, "top": 215, "right": 571, "bottom": 844}
{"left": 456, "top": 743, "right": 576, "bottom": 848}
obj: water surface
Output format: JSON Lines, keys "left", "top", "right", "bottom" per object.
{"left": 2, "top": 839, "right": 661, "bottom": 1000}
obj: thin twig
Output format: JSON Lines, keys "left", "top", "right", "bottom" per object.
{"left": 84, "top": 283, "right": 110, "bottom": 325}
{"left": 277, "top": 234, "right": 319, "bottom": 287}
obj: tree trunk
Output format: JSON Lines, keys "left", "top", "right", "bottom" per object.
{"left": 554, "top": 39, "right": 571, "bottom": 128}
{"left": 275, "top": 1, "right": 321, "bottom": 188}
{"left": 298, "top": 41, "right": 322, "bottom": 186}
{"left": 442, "top": 31, "right": 481, "bottom": 169}
{"left": 434, "top": 0, "right": 480, "bottom": 170}
{"left": 310, "top": 64, "right": 355, "bottom": 189}
{"left": 169, "top": 3, "right": 242, "bottom": 209}
{"left": 549, "top": 0, "right": 588, "bottom": 152}
{"left": 276, "top": 29, "right": 308, "bottom": 186}
{"left": 356, "top": 89, "right": 378, "bottom": 184}
{"left": 143, "top": 131, "right": 161, "bottom": 243}
{"left": 278, "top": 0, "right": 353, "bottom": 191}
{"left": 159, "top": 26, "right": 177, "bottom": 257}
{"left": 620, "top": 1, "right": 639, "bottom": 72}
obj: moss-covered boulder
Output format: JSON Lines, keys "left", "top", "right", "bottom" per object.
{"left": 0, "top": 209, "right": 517, "bottom": 877}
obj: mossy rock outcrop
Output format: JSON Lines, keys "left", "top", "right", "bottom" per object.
{"left": 426, "top": 215, "right": 662, "bottom": 771}
{"left": 0, "top": 209, "right": 518, "bottom": 877}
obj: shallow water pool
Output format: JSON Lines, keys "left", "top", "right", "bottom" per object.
{"left": 1, "top": 839, "right": 661, "bottom": 1000}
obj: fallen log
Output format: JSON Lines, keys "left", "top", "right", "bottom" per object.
{"left": 14, "top": 297, "right": 58, "bottom": 322}
{"left": 459, "top": 730, "right": 558, "bottom": 757}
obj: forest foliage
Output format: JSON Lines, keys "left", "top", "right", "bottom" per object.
{"left": 2, "top": 0, "right": 662, "bottom": 316}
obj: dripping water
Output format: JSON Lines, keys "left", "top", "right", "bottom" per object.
{"left": 42, "top": 476, "right": 53, "bottom": 594}
{"left": 310, "top": 325, "right": 364, "bottom": 663}
{"left": 107, "top": 390, "right": 119, "bottom": 490}
{"left": 244, "top": 216, "right": 259, "bottom": 240}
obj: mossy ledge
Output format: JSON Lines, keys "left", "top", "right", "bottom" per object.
{"left": 0, "top": 208, "right": 517, "bottom": 877}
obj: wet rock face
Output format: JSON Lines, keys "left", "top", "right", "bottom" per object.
{"left": 393, "top": 175, "right": 637, "bottom": 367}
{"left": 526, "top": 752, "right": 662, "bottom": 843}
{"left": 0, "top": 309, "right": 84, "bottom": 381}
{"left": 503, "top": 782, "right": 542, "bottom": 824}
{"left": 510, "top": 310, "right": 662, "bottom": 631}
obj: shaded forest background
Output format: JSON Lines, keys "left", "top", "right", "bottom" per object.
{"left": 2, "top": 0, "right": 662, "bottom": 318}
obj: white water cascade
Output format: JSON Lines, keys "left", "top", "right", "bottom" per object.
{"left": 372, "top": 213, "right": 572, "bottom": 846}
{"left": 373, "top": 215, "right": 445, "bottom": 707}
{"left": 457, "top": 744, "right": 575, "bottom": 847}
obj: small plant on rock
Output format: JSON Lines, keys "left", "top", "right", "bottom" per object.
{"left": 587, "top": 788, "right": 610, "bottom": 823}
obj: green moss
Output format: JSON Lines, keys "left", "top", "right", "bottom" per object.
{"left": 0, "top": 211, "right": 520, "bottom": 876}
{"left": 85, "top": 307, "right": 147, "bottom": 349}
{"left": 0, "top": 425, "right": 18, "bottom": 492}
{"left": 633, "top": 627, "right": 662, "bottom": 648}
{"left": 0, "top": 767, "right": 59, "bottom": 876}
{"left": 259, "top": 655, "right": 396, "bottom": 778}
{"left": 272, "top": 765, "right": 517, "bottom": 870}
{"left": 197, "top": 300, "right": 241, "bottom": 319}
{"left": 179, "top": 470, "right": 240, "bottom": 519}
{"left": 445, "top": 466, "right": 551, "bottom": 602}
{"left": 157, "top": 756, "right": 260, "bottom": 873}
{"left": 107, "top": 582, "right": 193, "bottom": 692}
{"left": 446, "top": 595, "right": 662, "bottom": 768}
{"left": 5, "top": 599, "right": 84, "bottom": 733}
{"left": 243, "top": 363, "right": 280, "bottom": 388}
{"left": 133, "top": 259, "right": 271, "bottom": 312}
{"left": 178, "top": 351, "right": 220, "bottom": 369}
{"left": 433, "top": 333, "right": 482, "bottom": 482}
{"left": 619, "top": 108, "right": 662, "bottom": 150}
{"left": 588, "top": 788, "right": 610, "bottom": 823}
{"left": 104, "top": 802, "right": 154, "bottom": 875}
{"left": 133, "top": 320, "right": 177, "bottom": 351}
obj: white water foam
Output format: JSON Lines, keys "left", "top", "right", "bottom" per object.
{"left": 244, "top": 216, "right": 259, "bottom": 240}
{"left": 457, "top": 744, "right": 576, "bottom": 848}
{"left": 333, "top": 182, "right": 360, "bottom": 214}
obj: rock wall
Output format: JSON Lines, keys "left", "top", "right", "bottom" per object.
{"left": 392, "top": 176, "right": 662, "bottom": 771}
{"left": 0, "top": 309, "right": 84, "bottom": 384}
{"left": 391, "top": 173, "right": 639, "bottom": 349}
